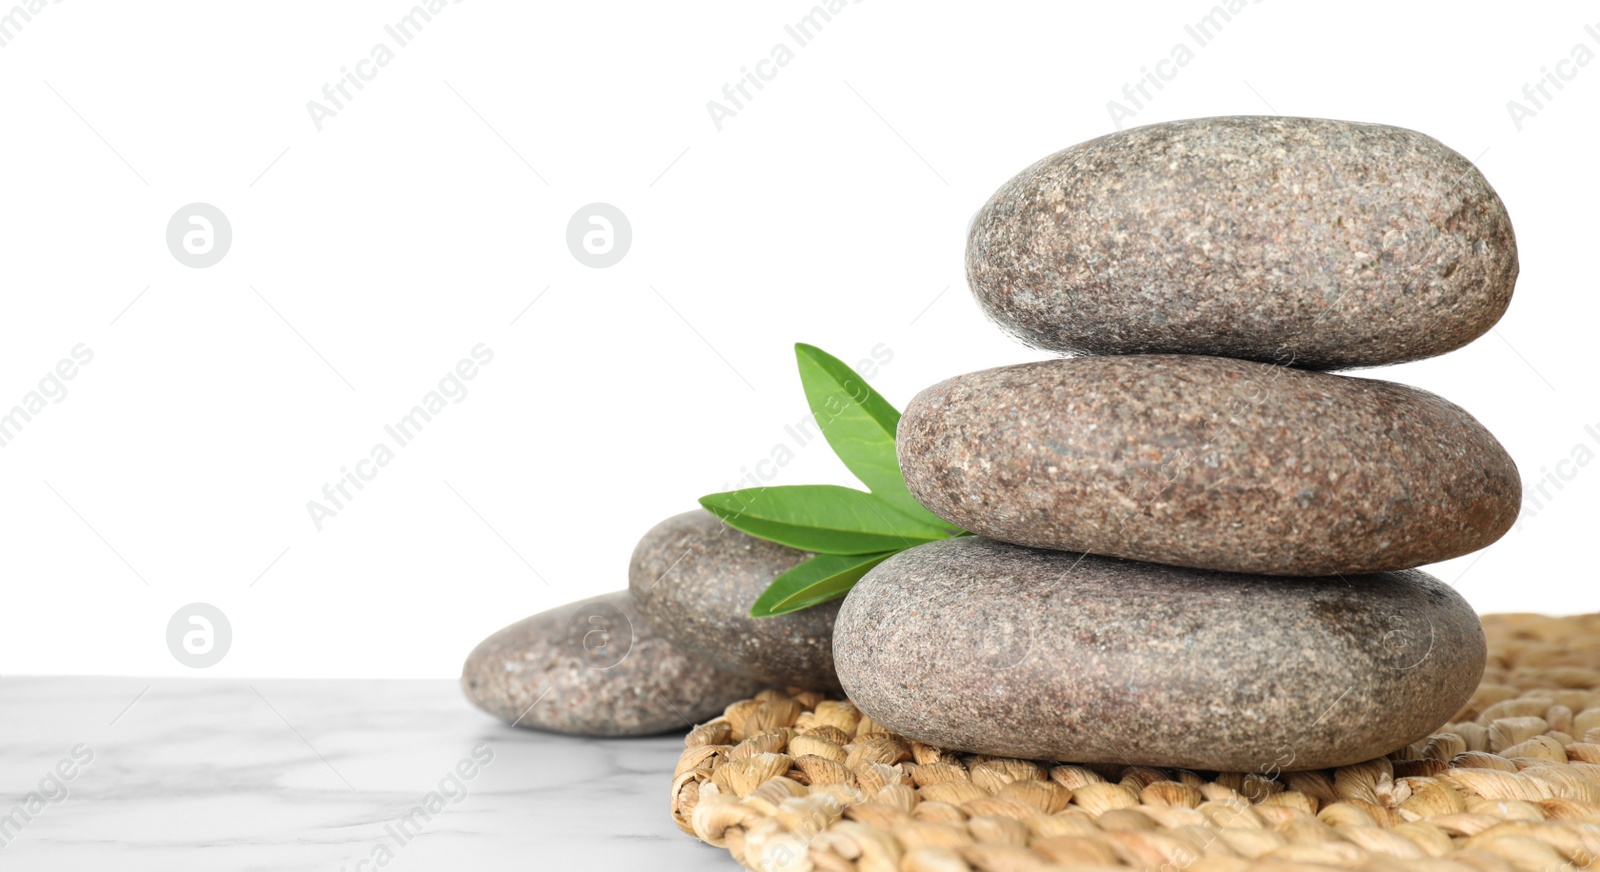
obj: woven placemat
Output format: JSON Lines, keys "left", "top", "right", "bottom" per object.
{"left": 670, "top": 612, "right": 1600, "bottom": 871}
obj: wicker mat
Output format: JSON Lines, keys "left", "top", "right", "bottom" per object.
{"left": 670, "top": 612, "right": 1600, "bottom": 871}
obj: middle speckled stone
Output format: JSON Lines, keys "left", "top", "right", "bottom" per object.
{"left": 896, "top": 354, "right": 1520, "bottom": 576}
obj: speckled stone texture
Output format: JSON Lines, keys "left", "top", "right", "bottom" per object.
{"left": 834, "top": 537, "right": 1486, "bottom": 770}
{"left": 898, "top": 355, "right": 1520, "bottom": 576}
{"left": 461, "top": 591, "right": 763, "bottom": 736}
{"left": 967, "top": 116, "right": 1517, "bottom": 370}
{"left": 629, "top": 510, "right": 843, "bottom": 692}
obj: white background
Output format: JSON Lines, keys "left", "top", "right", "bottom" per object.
{"left": 1, "top": 0, "right": 1594, "bottom": 679}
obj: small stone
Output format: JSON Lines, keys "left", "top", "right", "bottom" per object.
{"left": 967, "top": 116, "right": 1517, "bottom": 370}
{"left": 898, "top": 355, "right": 1519, "bottom": 576}
{"left": 630, "top": 510, "right": 842, "bottom": 691}
{"left": 461, "top": 591, "right": 763, "bottom": 736}
{"left": 833, "top": 537, "right": 1486, "bottom": 771}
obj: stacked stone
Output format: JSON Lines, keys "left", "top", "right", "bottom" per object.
{"left": 832, "top": 116, "right": 1524, "bottom": 771}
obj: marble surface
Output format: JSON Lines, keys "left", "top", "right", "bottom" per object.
{"left": 0, "top": 677, "right": 738, "bottom": 870}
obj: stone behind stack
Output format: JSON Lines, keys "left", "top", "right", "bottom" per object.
{"left": 463, "top": 510, "right": 844, "bottom": 737}
{"left": 629, "top": 510, "right": 843, "bottom": 693}
{"left": 835, "top": 115, "right": 1520, "bottom": 771}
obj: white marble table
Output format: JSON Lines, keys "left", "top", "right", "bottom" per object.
{"left": 0, "top": 678, "right": 738, "bottom": 870}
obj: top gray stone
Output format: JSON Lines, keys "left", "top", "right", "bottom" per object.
{"left": 966, "top": 116, "right": 1517, "bottom": 370}
{"left": 629, "top": 510, "right": 842, "bottom": 692}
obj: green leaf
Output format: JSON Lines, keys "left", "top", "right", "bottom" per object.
{"left": 794, "top": 343, "right": 955, "bottom": 532}
{"left": 699, "top": 485, "right": 949, "bottom": 555}
{"left": 750, "top": 551, "right": 895, "bottom": 617}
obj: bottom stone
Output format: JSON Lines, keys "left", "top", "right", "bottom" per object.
{"left": 832, "top": 537, "right": 1485, "bottom": 771}
{"left": 674, "top": 611, "right": 1600, "bottom": 872}
{"left": 461, "top": 591, "right": 766, "bottom": 737}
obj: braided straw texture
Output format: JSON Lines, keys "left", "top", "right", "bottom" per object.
{"left": 670, "top": 612, "right": 1600, "bottom": 871}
